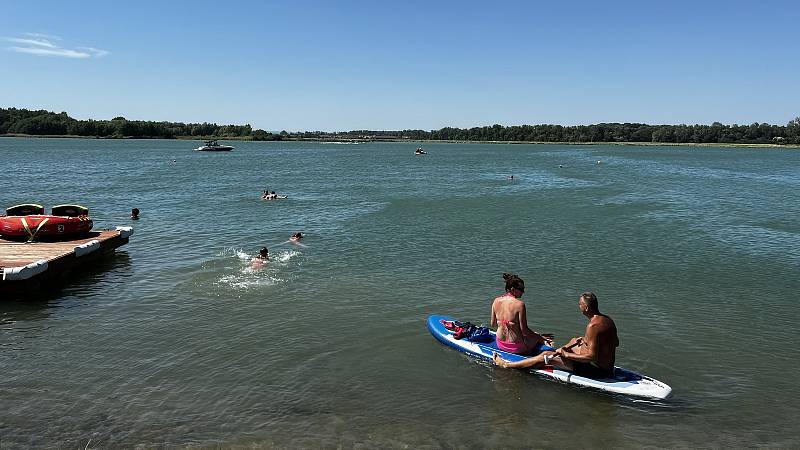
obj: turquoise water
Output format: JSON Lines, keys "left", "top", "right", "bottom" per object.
{"left": 1, "top": 138, "right": 799, "bottom": 447}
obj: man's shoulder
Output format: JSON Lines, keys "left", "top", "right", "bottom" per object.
{"left": 589, "top": 315, "right": 615, "bottom": 330}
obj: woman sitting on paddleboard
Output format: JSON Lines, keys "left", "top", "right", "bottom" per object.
{"left": 491, "top": 273, "right": 552, "bottom": 354}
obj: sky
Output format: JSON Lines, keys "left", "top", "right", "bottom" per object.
{"left": 2, "top": 0, "right": 799, "bottom": 131}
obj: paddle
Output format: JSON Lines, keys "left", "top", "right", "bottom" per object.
{"left": 543, "top": 339, "right": 583, "bottom": 364}
{"left": 492, "top": 339, "right": 578, "bottom": 369}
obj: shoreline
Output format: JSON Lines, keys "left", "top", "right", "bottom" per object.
{"left": 2, "top": 134, "right": 798, "bottom": 149}
{"left": 413, "top": 139, "right": 800, "bottom": 149}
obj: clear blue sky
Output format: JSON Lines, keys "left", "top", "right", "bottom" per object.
{"left": 3, "top": 0, "right": 799, "bottom": 131}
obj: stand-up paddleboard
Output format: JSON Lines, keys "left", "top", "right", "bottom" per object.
{"left": 428, "top": 315, "right": 672, "bottom": 399}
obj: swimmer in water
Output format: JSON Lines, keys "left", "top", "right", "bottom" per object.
{"left": 251, "top": 247, "right": 270, "bottom": 267}
{"left": 290, "top": 232, "right": 303, "bottom": 242}
{"left": 130, "top": 208, "right": 140, "bottom": 220}
{"left": 263, "top": 191, "right": 280, "bottom": 200}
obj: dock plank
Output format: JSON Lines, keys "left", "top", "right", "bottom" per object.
{"left": 0, "top": 231, "right": 121, "bottom": 269}
{"left": 1, "top": 229, "right": 132, "bottom": 296}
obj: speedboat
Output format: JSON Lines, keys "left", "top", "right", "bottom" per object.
{"left": 195, "top": 140, "right": 234, "bottom": 151}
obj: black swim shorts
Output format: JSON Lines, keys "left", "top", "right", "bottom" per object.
{"left": 571, "top": 361, "right": 615, "bottom": 379}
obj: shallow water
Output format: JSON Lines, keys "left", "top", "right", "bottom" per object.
{"left": 1, "top": 138, "right": 799, "bottom": 447}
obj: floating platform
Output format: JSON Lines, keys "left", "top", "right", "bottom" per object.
{"left": 0, "top": 226, "right": 133, "bottom": 297}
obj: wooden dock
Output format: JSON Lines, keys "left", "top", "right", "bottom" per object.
{"left": 0, "top": 227, "right": 133, "bottom": 297}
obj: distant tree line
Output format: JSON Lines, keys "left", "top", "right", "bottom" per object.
{"left": 0, "top": 107, "right": 281, "bottom": 140}
{"left": 329, "top": 120, "right": 800, "bottom": 144}
{"left": 2, "top": 107, "right": 799, "bottom": 144}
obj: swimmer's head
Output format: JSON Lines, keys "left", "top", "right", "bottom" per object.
{"left": 259, "top": 247, "right": 269, "bottom": 258}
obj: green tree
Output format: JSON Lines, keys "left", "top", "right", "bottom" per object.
{"left": 787, "top": 117, "right": 800, "bottom": 143}
{"left": 252, "top": 129, "right": 274, "bottom": 141}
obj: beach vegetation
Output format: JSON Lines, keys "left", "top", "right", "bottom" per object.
{"left": 1, "top": 107, "right": 798, "bottom": 145}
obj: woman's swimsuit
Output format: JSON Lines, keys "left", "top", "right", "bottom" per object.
{"left": 496, "top": 318, "right": 556, "bottom": 355}
{"left": 496, "top": 319, "right": 528, "bottom": 353}
{"left": 497, "top": 339, "right": 527, "bottom": 354}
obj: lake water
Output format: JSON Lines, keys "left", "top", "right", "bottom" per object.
{"left": 1, "top": 138, "right": 799, "bottom": 448}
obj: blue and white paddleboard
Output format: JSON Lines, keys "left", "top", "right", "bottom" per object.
{"left": 428, "top": 315, "right": 672, "bottom": 400}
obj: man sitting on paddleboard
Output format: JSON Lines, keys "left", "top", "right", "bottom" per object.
{"left": 493, "top": 292, "right": 618, "bottom": 378}
{"left": 491, "top": 273, "right": 553, "bottom": 355}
